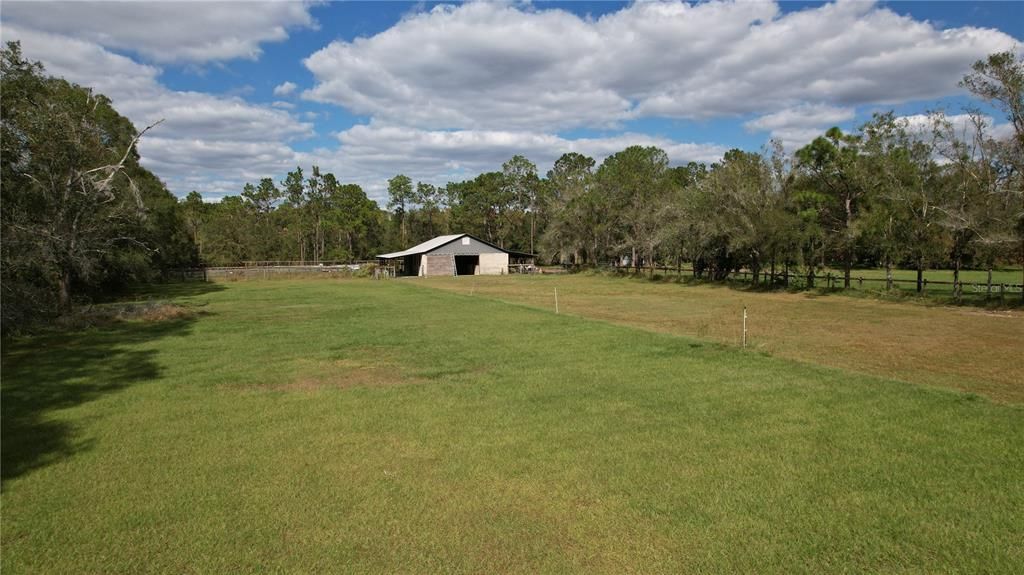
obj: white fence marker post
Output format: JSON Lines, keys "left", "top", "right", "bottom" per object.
{"left": 555, "top": 287, "right": 559, "bottom": 314}
{"left": 742, "top": 306, "right": 747, "bottom": 348}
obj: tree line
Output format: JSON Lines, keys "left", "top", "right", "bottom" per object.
{"left": 181, "top": 167, "right": 387, "bottom": 266}
{"left": 383, "top": 51, "right": 1023, "bottom": 298}
{"left": 188, "top": 88, "right": 1024, "bottom": 297}
{"left": 3, "top": 42, "right": 1021, "bottom": 331}
{"left": 165, "top": 50, "right": 1024, "bottom": 294}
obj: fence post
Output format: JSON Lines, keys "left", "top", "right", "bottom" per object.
{"left": 858, "top": 276, "right": 863, "bottom": 288}
{"left": 742, "top": 306, "right": 747, "bottom": 349}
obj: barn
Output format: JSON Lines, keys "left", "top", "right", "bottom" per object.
{"left": 377, "top": 234, "right": 532, "bottom": 277}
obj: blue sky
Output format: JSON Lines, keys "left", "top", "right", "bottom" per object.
{"left": 3, "top": 1, "right": 1022, "bottom": 203}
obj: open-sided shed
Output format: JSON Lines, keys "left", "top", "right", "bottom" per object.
{"left": 377, "top": 234, "right": 532, "bottom": 276}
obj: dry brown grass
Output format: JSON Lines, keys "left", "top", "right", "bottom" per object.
{"left": 420, "top": 274, "right": 1024, "bottom": 403}
{"left": 268, "top": 348, "right": 423, "bottom": 392}
{"left": 55, "top": 301, "right": 193, "bottom": 329}
{"left": 277, "top": 360, "right": 409, "bottom": 392}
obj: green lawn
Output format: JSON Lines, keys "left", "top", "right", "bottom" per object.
{"left": 3, "top": 279, "right": 1022, "bottom": 573}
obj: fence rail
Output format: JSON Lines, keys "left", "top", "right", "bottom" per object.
{"left": 168, "top": 263, "right": 370, "bottom": 281}
{"left": 240, "top": 260, "right": 376, "bottom": 267}
{"left": 606, "top": 264, "right": 1024, "bottom": 301}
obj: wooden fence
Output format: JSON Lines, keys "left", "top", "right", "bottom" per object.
{"left": 167, "top": 263, "right": 370, "bottom": 281}
{"left": 605, "top": 264, "right": 1024, "bottom": 302}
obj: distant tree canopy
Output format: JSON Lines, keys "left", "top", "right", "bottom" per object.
{"left": 162, "top": 51, "right": 1024, "bottom": 296}
{"left": 193, "top": 166, "right": 388, "bottom": 266}
{"left": 4, "top": 44, "right": 1021, "bottom": 331}
{"left": 1, "top": 42, "right": 195, "bottom": 331}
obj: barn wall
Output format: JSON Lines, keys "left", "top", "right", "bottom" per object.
{"left": 423, "top": 254, "right": 454, "bottom": 276}
{"left": 478, "top": 253, "right": 509, "bottom": 275}
{"left": 426, "top": 236, "right": 505, "bottom": 255}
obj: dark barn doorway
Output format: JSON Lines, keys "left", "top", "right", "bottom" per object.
{"left": 454, "top": 255, "right": 479, "bottom": 275}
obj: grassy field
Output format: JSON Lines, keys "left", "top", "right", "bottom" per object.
{"left": 425, "top": 274, "right": 1024, "bottom": 403}
{"left": 3, "top": 278, "right": 1023, "bottom": 573}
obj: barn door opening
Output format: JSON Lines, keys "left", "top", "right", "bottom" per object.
{"left": 454, "top": 255, "right": 479, "bottom": 276}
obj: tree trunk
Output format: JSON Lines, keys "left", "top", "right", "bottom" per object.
{"left": 916, "top": 259, "right": 924, "bottom": 293}
{"left": 987, "top": 267, "right": 993, "bottom": 300}
{"left": 58, "top": 269, "right": 72, "bottom": 312}
{"left": 844, "top": 196, "right": 853, "bottom": 289}
{"left": 953, "top": 257, "right": 962, "bottom": 302}
{"left": 885, "top": 259, "right": 893, "bottom": 291}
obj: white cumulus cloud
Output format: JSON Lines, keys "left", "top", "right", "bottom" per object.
{"left": 273, "top": 81, "right": 298, "bottom": 97}
{"left": 1, "top": 1, "right": 317, "bottom": 63}
{"left": 5, "top": 1, "right": 1020, "bottom": 202}
{"left": 303, "top": 1, "right": 1018, "bottom": 131}
{"left": 298, "top": 123, "right": 729, "bottom": 203}
{"left": 745, "top": 104, "right": 857, "bottom": 149}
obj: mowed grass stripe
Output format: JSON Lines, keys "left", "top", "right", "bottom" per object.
{"left": 2, "top": 279, "right": 1022, "bottom": 573}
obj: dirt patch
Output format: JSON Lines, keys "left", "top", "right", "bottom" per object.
{"left": 56, "top": 301, "right": 193, "bottom": 329}
{"left": 270, "top": 356, "right": 424, "bottom": 392}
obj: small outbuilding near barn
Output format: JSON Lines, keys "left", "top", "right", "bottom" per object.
{"left": 377, "top": 234, "right": 533, "bottom": 277}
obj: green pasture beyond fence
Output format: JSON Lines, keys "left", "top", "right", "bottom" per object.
{"left": 615, "top": 264, "right": 1024, "bottom": 302}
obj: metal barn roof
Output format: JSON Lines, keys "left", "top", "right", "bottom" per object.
{"left": 377, "top": 233, "right": 536, "bottom": 260}
{"left": 376, "top": 234, "right": 468, "bottom": 259}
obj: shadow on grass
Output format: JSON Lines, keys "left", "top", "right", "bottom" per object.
{"left": 0, "top": 283, "right": 219, "bottom": 485}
